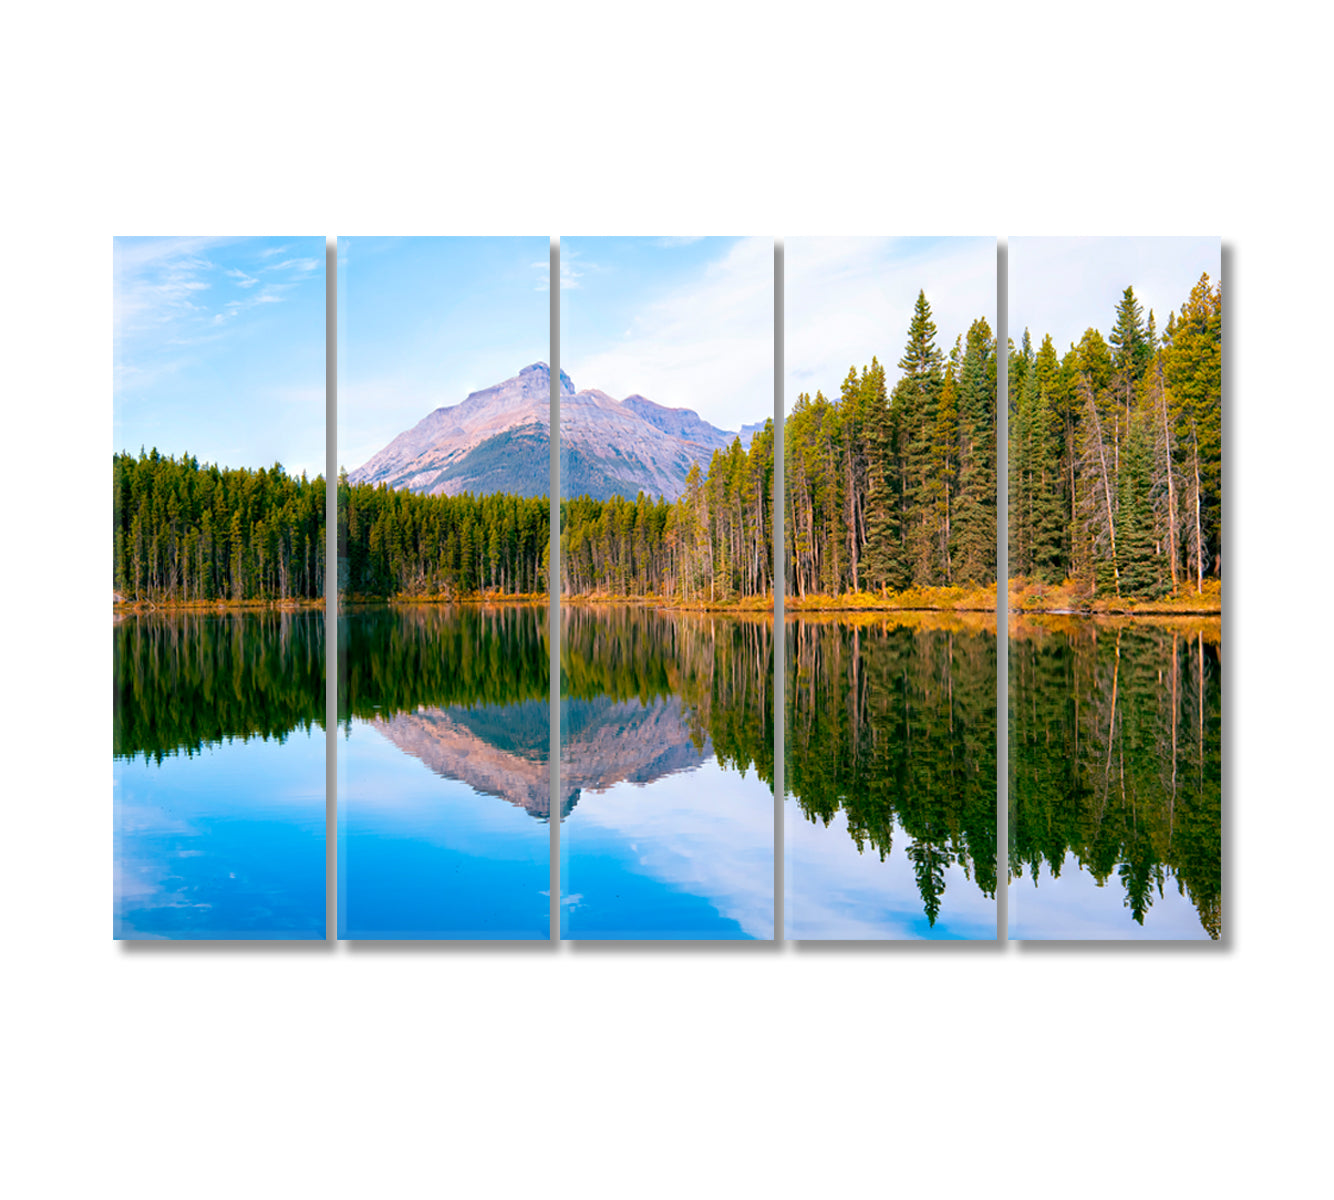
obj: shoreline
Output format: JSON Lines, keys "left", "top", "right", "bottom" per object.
{"left": 114, "top": 588, "right": 1222, "bottom": 618}
{"left": 114, "top": 598, "right": 326, "bottom": 614}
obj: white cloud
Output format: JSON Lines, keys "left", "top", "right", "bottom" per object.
{"left": 531, "top": 259, "right": 549, "bottom": 291}
{"left": 557, "top": 247, "right": 588, "bottom": 291}
{"left": 566, "top": 757, "right": 775, "bottom": 939}
{"left": 1009, "top": 236, "right": 1220, "bottom": 356}
{"left": 784, "top": 236, "right": 996, "bottom": 411}
{"left": 113, "top": 237, "right": 226, "bottom": 338}
{"left": 265, "top": 257, "right": 319, "bottom": 274}
{"left": 566, "top": 236, "right": 774, "bottom": 431}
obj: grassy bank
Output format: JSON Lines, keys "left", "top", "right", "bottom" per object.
{"left": 114, "top": 596, "right": 325, "bottom": 613}
{"left": 786, "top": 584, "right": 997, "bottom": 612}
{"left": 1009, "top": 576, "right": 1222, "bottom": 616}
{"left": 340, "top": 591, "right": 548, "bottom": 607}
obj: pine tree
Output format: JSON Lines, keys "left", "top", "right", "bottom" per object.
{"left": 895, "top": 290, "right": 945, "bottom": 585}
{"left": 1117, "top": 410, "right": 1160, "bottom": 597}
{"left": 950, "top": 318, "right": 996, "bottom": 585}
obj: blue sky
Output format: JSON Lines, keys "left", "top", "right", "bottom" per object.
{"left": 785, "top": 236, "right": 997, "bottom": 412}
{"left": 113, "top": 237, "right": 325, "bottom": 478}
{"left": 338, "top": 237, "right": 549, "bottom": 471}
{"left": 561, "top": 236, "right": 774, "bottom": 433}
{"left": 1010, "top": 236, "right": 1220, "bottom": 355}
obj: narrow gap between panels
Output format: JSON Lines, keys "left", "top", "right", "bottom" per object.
{"left": 773, "top": 238, "right": 786, "bottom": 945}
{"left": 996, "top": 237, "right": 1009, "bottom": 945}
{"left": 326, "top": 235, "right": 338, "bottom": 945}
{"left": 549, "top": 236, "right": 561, "bottom": 944}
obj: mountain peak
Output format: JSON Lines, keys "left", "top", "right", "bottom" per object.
{"left": 352, "top": 365, "right": 745, "bottom": 502}
{"left": 518, "top": 361, "right": 575, "bottom": 395}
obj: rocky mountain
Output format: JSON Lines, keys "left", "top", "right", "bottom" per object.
{"left": 370, "top": 695, "right": 710, "bottom": 820}
{"left": 348, "top": 362, "right": 761, "bottom": 502}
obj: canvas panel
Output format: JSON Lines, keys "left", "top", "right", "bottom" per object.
{"left": 558, "top": 236, "right": 776, "bottom": 941}
{"left": 1007, "top": 236, "right": 1222, "bottom": 941}
{"left": 783, "top": 237, "right": 1000, "bottom": 940}
{"left": 112, "top": 236, "right": 327, "bottom": 939}
{"left": 336, "top": 237, "right": 552, "bottom": 940}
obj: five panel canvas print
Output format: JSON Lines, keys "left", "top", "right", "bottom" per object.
{"left": 112, "top": 235, "right": 1221, "bottom": 942}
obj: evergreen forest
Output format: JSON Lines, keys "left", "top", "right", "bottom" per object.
{"left": 787, "top": 294, "right": 998, "bottom": 597}
{"left": 1010, "top": 274, "right": 1222, "bottom": 598}
{"left": 113, "top": 451, "right": 326, "bottom": 603}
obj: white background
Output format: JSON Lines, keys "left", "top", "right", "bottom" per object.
{"left": 3, "top": 3, "right": 1329, "bottom": 1197}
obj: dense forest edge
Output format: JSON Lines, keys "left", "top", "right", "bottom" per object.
{"left": 113, "top": 452, "right": 326, "bottom": 607}
{"left": 113, "top": 276, "right": 1219, "bottom": 615}
{"left": 1010, "top": 274, "right": 1222, "bottom": 605}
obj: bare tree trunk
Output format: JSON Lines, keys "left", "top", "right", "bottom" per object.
{"left": 1191, "top": 424, "right": 1204, "bottom": 594}
{"left": 1085, "top": 381, "right": 1121, "bottom": 596}
{"left": 1157, "top": 359, "right": 1179, "bottom": 595}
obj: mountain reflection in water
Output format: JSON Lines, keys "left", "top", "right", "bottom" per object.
{"left": 560, "top": 606, "right": 775, "bottom": 940}
{"left": 339, "top": 604, "right": 776, "bottom": 940}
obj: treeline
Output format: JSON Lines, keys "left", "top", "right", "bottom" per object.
{"left": 340, "top": 476, "right": 549, "bottom": 597}
{"left": 113, "top": 451, "right": 325, "bottom": 602}
{"left": 1010, "top": 274, "right": 1222, "bottom": 597}
{"left": 787, "top": 294, "right": 998, "bottom": 598}
{"left": 561, "top": 423, "right": 775, "bottom": 600}
{"left": 1009, "top": 621, "right": 1221, "bottom": 937}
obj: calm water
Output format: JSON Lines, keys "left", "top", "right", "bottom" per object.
{"left": 113, "top": 611, "right": 326, "bottom": 939}
{"left": 338, "top": 605, "right": 550, "bottom": 939}
{"left": 785, "top": 615, "right": 998, "bottom": 940}
{"left": 560, "top": 608, "right": 775, "bottom": 940}
{"left": 1008, "top": 617, "right": 1222, "bottom": 940}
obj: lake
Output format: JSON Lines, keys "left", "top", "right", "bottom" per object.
{"left": 113, "top": 610, "right": 327, "bottom": 940}
{"left": 1008, "top": 616, "right": 1222, "bottom": 940}
{"left": 560, "top": 607, "right": 776, "bottom": 940}
{"left": 116, "top": 604, "right": 1217, "bottom": 943}
{"left": 337, "top": 604, "right": 551, "bottom": 939}
{"left": 784, "top": 614, "right": 999, "bottom": 940}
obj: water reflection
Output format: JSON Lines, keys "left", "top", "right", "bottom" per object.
{"left": 1008, "top": 616, "right": 1221, "bottom": 940}
{"left": 113, "top": 611, "right": 326, "bottom": 939}
{"left": 560, "top": 607, "right": 775, "bottom": 940}
{"left": 338, "top": 605, "right": 551, "bottom": 939}
{"left": 784, "top": 614, "right": 998, "bottom": 940}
